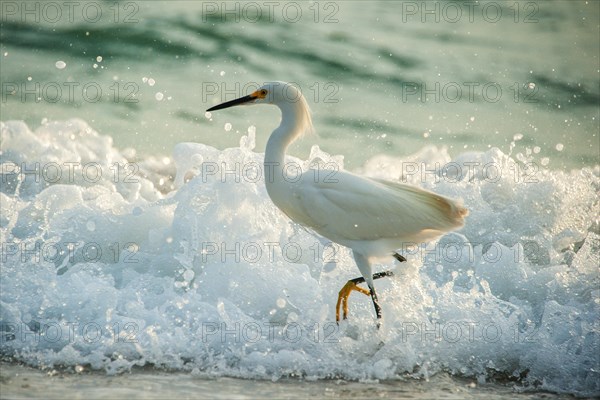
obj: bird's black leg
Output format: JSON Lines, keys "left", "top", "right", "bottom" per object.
{"left": 393, "top": 252, "right": 407, "bottom": 262}
{"left": 347, "top": 270, "right": 395, "bottom": 286}
{"left": 344, "top": 270, "right": 394, "bottom": 320}
{"left": 368, "top": 284, "right": 382, "bottom": 319}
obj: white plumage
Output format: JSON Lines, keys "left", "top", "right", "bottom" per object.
{"left": 207, "top": 81, "right": 468, "bottom": 324}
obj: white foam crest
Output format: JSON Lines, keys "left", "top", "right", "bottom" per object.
{"left": 1, "top": 120, "right": 598, "bottom": 396}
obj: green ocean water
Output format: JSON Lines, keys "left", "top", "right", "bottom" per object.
{"left": 1, "top": 0, "right": 598, "bottom": 169}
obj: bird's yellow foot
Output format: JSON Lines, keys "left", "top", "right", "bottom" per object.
{"left": 336, "top": 280, "right": 371, "bottom": 322}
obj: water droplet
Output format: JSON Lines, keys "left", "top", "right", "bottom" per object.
{"left": 276, "top": 298, "right": 286, "bottom": 308}
{"left": 148, "top": 78, "right": 156, "bottom": 86}
{"left": 541, "top": 157, "right": 550, "bottom": 166}
{"left": 55, "top": 60, "right": 66, "bottom": 69}
{"left": 155, "top": 92, "right": 164, "bottom": 101}
{"left": 533, "top": 146, "right": 541, "bottom": 154}
{"left": 220, "top": 71, "right": 225, "bottom": 76}
{"left": 204, "top": 111, "right": 212, "bottom": 119}
{"left": 513, "top": 133, "right": 523, "bottom": 141}
{"left": 287, "top": 312, "right": 298, "bottom": 323}
{"left": 93, "top": 63, "right": 98, "bottom": 69}
{"left": 96, "top": 56, "right": 103, "bottom": 62}
{"left": 86, "top": 220, "right": 96, "bottom": 231}
{"left": 142, "top": 77, "right": 148, "bottom": 83}
{"left": 224, "top": 123, "right": 232, "bottom": 131}
{"left": 183, "top": 270, "right": 195, "bottom": 281}
{"left": 555, "top": 143, "right": 564, "bottom": 151}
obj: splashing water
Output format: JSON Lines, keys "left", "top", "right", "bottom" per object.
{"left": 0, "top": 119, "right": 598, "bottom": 396}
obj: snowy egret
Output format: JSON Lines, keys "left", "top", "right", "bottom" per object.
{"left": 207, "top": 82, "right": 468, "bottom": 324}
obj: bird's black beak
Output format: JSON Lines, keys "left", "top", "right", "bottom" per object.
{"left": 206, "top": 94, "right": 255, "bottom": 112}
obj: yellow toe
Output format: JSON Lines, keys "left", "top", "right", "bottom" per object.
{"left": 336, "top": 280, "right": 370, "bottom": 322}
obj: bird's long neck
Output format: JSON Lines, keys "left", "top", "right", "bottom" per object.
{"left": 264, "top": 101, "right": 310, "bottom": 189}
{"left": 264, "top": 125, "right": 291, "bottom": 168}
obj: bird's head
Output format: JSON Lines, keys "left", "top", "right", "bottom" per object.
{"left": 206, "top": 81, "right": 313, "bottom": 135}
{"left": 207, "top": 81, "right": 303, "bottom": 111}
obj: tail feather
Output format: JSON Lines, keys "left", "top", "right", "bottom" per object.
{"left": 444, "top": 202, "right": 468, "bottom": 231}
{"left": 445, "top": 198, "right": 469, "bottom": 225}
{"left": 416, "top": 189, "right": 468, "bottom": 230}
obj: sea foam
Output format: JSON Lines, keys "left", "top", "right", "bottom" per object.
{"left": 0, "top": 119, "right": 598, "bottom": 396}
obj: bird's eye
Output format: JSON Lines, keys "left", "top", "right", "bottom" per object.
{"left": 252, "top": 89, "right": 268, "bottom": 99}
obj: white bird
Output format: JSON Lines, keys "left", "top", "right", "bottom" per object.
{"left": 207, "top": 82, "right": 468, "bottom": 325}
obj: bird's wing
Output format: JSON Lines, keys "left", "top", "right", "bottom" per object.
{"left": 283, "top": 171, "right": 467, "bottom": 243}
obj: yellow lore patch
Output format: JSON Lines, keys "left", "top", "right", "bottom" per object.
{"left": 251, "top": 89, "right": 268, "bottom": 99}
